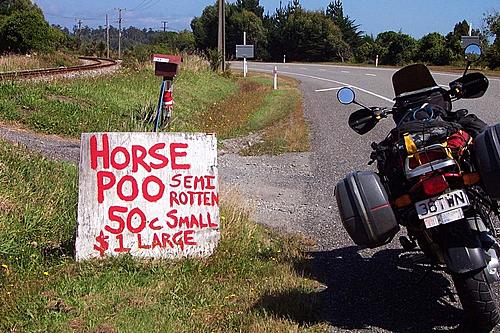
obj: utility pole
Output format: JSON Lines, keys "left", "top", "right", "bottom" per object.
{"left": 77, "top": 19, "right": 83, "bottom": 47}
{"left": 162, "top": 21, "right": 168, "bottom": 32}
{"left": 217, "top": 0, "right": 226, "bottom": 71}
{"left": 115, "top": 8, "right": 124, "bottom": 59}
{"left": 105, "top": 14, "right": 110, "bottom": 58}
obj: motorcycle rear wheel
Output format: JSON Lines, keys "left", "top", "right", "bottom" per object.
{"left": 452, "top": 269, "right": 500, "bottom": 331}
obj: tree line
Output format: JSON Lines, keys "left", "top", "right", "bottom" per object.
{"left": 0, "top": 0, "right": 195, "bottom": 60}
{"left": 192, "top": 0, "right": 500, "bottom": 69}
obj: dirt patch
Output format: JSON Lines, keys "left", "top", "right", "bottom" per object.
{"left": 221, "top": 132, "right": 264, "bottom": 154}
{"left": 0, "top": 195, "right": 15, "bottom": 214}
{"left": 93, "top": 323, "right": 117, "bottom": 333}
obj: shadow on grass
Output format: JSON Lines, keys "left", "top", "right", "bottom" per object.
{"left": 253, "top": 246, "right": 469, "bottom": 332}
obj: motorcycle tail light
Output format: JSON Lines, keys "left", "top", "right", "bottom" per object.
{"left": 422, "top": 175, "right": 449, "bottom": 196}
{"left": 395, "top": 194, "right": 412, "bottom": 208}
{"left": 463, "top": 172, "right": 481, "bottom": 185}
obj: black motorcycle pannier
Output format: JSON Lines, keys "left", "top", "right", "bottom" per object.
{"left": 475, "top": 124, "right": 500, "bottom": 200}
{"left": 335, "top": 171, "right": 399, "bottom": 248}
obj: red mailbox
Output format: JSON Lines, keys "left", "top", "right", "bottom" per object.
{"left": 152, "top": 54, "right": 183, "bottom": 79}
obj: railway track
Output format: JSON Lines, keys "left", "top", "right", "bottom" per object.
{"left": 0, "top": 56, "right": 118, "bottom": 80}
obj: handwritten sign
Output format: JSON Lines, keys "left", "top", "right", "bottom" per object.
{"left": 75, "top": 132, "right": 219, "bottom": 261}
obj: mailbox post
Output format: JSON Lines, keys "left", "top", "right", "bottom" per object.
{"left": 152, "top": 54, "right": 182, "bottom": 132}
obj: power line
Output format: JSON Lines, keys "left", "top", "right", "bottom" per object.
{"left": 129, "top": 0, "right": 154, "bottom": 12}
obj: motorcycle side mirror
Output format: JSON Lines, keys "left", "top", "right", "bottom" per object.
{"left": 349, "top": 108, "right": 378, "bottom": 135}
{"left": 464, "top": 43, "right": 482, "bottom": 62}
{"left": 337, "top": 87, "right": 356, "bottom": 105}
{"left": 449, "top": 72, "right": 489, "bottom": 99}
{"left": 462, "top": 44, "right": 482, "bottom": 76}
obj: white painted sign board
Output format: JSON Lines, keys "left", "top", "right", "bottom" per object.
{"left": 75, "top": 132, "right": 219, "bottom": 261}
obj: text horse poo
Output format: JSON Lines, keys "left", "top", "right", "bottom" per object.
{"left": 75, "top": 132, "right": 219, "bottom": 261}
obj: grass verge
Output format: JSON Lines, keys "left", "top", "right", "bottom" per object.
{"left": 0, "top": 140, "right": 326, "bottom": 332}
{"left": 0, "top": 59, "right": 237, "bottom": 137}
{"left": 0, "top": 52, "right": 80, "bottom": 72}
{"left": 190, "top": 72, "right": 309, "bottom": 155}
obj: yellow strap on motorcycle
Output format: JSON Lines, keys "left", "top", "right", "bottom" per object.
{"left": 404, "top": 133, "right": 421, "bottom": 165}
{"left": 441, "top": 141, "right": 454, "bottom": 159}
{"left": 404, "top": 133, "right": 418, "bottom": 154}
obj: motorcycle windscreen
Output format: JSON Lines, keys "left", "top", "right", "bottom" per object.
{"left": 392, "top": 64, "right": 438, "bottom": 97}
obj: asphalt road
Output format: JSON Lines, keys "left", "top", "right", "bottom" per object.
{"left": 231, "top": 61, "right": 500, "bottom": 332}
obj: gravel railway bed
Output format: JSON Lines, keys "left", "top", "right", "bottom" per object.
{"left": 0, "top": 57, "right": 118, "bottom": 80}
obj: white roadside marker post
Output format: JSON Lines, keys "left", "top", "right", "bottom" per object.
{"left": 243, "top": 31, "right": 247, "bottom": 78}
{"left": 283, "top": 55, "right": 286, "bottom": 63}
{"left": 273, "top": 66, "right": 278, "bottom": 90}
{"left": 375, "top": 54, "right": 379, "bottom": 67}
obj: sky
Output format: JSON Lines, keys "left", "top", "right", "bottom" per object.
{"left": 35, "top": 0, "right": 499, "bottom": 37}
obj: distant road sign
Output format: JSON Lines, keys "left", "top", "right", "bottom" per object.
{"left": 236, "top": 45, "right": 254, "bottom": 59}
{"left": 461, "top": 36, "right": 480, "bottom": 48}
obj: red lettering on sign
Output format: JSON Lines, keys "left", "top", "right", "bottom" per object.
{"left": 170, "top": 174, "right": 182, "bottom": 188}
{"left": 142, "top": 176, "right": 165, "bottom": 202}
{"left": 117, "top": 175, "right": 138, "bottom": 201}
{"left": 97, "top": 171, "right": 116, "bottom": 203}
{"left": 132, "top": 145, "right": 151, "bottom": 172}
{"left": 162, "top": 233, "right": 174, "bottom": 248}
{"left": 165, "top": 210, "right": 217, "bottom": 230}
{"left": 114, "top": 234, "right": 131, "bottom": 253}
{"left": 151, "top": 233, "right": 162, "bottom": 249}
{"left": 127, "top": 207, "right": 147, "bottom": 233}
{"left": 149, "top": 217, "right": 162, "bottom": 231}
{"left": 169, "top": 191, "right": 219, "bottom": 206}
{"left": 149, "top": 143, "right": 169, "bottom": 169}
{"left": 110, "top": 146, "right": 130, "bottom": 170}
{"left": 184, "top": 230, "right": 197, "bottom": 246}
{"left": 172, "top": 231, "right": 185, "bottom": 250}
{"left": 106, "top": 206, "right": 127, "bottom": 234}
{"left": 170, "top": 143, "right": 190, "bottom": 170}
{"left": 166, "top": 209, "right": 177, "bottom": 229}
{"left": 205, "top": 176, "right": 216, "bottom": 190}
{"left": 138, "top": 234, "right": 151, "bottom": 249}
{"left": 90, "top": 134, "right": 110, "bottom": 170}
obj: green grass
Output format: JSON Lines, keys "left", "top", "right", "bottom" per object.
{"left": 0, "top": 64, "right": 237, "bottom": 137}
{"left": 0, "top": 141, "right": 326, "bottom": 333}
{"left": 240, "top": 75, "right": 309, "bottom": 155}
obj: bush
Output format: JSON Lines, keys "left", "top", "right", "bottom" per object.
{"left": 0, "top": 9, "right": 54, "bottom": 53}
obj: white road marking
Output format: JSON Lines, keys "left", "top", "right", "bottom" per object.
{"left": 315, "top": 87, "right": 343, "bottom": 92}
{"left": 232, "top": 61, "right": 500, "bottom": 83}
{"left": 277, "top": 70, "right": 394, "bottom": 103}
{"left": 319, "top": 69, "right": 327, "bottom": 72}
{"left": 341, "top": 70, "right": 350, "bottom": 74}
{"left": 365, "top": 73, "right": 377, "bottom": 77}
{"left": 301, "top": 68, "right": 308, "bottom": 70}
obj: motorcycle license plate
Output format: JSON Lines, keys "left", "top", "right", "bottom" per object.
{"left": 415, "top": 190, "right": 470, "bottom": 229}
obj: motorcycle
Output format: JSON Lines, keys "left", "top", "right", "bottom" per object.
{"left": 335, "top": 44, "right": 500, "bottom": 331}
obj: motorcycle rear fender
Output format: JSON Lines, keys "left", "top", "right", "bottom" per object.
{"left": 443, "top": 246, "right": 486, "bottom": 274}
{"left": 440, "top": 219, "right": 487, "bottom": 274}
